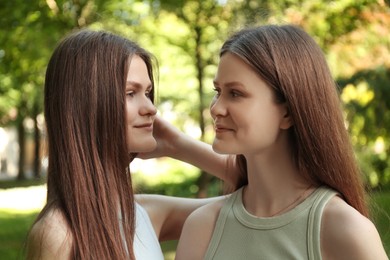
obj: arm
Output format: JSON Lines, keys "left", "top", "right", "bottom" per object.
{"left": 136, "top": 116, "right": 236, "bottom": 241}
{"left": 321, "top": 196, "right": 388, "bottom": 260}
{"left": 138, "top": 115, "right": 239, "bottom": 187}
{"left": 136, "top": 194, "right": 226, "bottom": 241}
{"left": 26, "top": 210, "right": 72, "bottom": 260}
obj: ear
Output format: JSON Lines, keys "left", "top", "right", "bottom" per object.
{"left": 280, "top": 104, "right": 293, "bottom": 130}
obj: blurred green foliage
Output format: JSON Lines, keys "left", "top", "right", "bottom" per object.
{"left": 0, "top": 0, "right": 389, "bottom": 188}
{"left": 132, "top": 158, "right": 223, "bottom": 197}
{"left": 371, "top": 191, "right": 390, "bottom": 253}
{"left": 338, "top": 67, "right": 390, "bottom": 188}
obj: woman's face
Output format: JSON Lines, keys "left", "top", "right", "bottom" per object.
{"left": 210, "top": 52, "right": 291, "bottom": 156}
{"left": 125, "top": 55, "right": 157, "bottom": 153}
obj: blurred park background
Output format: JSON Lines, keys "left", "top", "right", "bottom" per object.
{"left": 0, "top": 0, "right": 389, "bottom": 259}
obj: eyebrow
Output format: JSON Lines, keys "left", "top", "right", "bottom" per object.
{"left": 213, "top": 80, "right": 245, "bottom": 89}
{"left": 126, "top": 81, "right": 152, "bottom": 90}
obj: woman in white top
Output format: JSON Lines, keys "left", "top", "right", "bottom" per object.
{"left": 26, "top": 29, "right": 235, "bottom": 259}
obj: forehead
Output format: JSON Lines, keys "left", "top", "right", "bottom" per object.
{"left": 214, "top": 52, "right": 277, "bottom": 101}
{"left": 215, "top": 53, "right": 262, "bottom": 84}
{"left": 127, "top": 55, "right": 151, "bottom": 85}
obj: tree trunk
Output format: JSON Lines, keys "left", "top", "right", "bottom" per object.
{"left": 33, "top": 112, "right": 41, "bottom": 179}
{"left": 193, "top": 25, "right": 212, "bottom": 198}
{"left": 16, "top": 120, "right": 26, "bottom": 180}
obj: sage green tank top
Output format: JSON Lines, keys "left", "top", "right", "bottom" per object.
{"left": 204, "top": 186, "right": 337, "bottom": 260}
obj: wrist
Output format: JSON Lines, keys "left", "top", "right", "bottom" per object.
{"left": 170, "top": 132, "right": 187, "bottom": 158}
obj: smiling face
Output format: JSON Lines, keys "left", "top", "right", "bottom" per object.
{"left": 125, "top": 55, "right": 157, "bottom": 153}
{"left": 210, "top": 52, "right": 292, "bottom": 156}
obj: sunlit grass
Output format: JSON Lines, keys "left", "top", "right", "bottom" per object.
{"left": 0, "top": 183, "right": 46, "bottom": 259}
{"left": 0, "top": 185, "right": 46, "bottom": 213}
{"left": 0, "top": 209, "right": 38, "bottom": 260}
{"left": 131, "top": 158, "right": 200, "bottom": 187}
{"left": 0, "top": 208, "right": 177, "bottom": 260}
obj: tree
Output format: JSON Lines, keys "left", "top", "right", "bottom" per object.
{"left": 1, "top": 0, "right": 388, "bottom": 190}
{"left": 0, "top": 0, "right": 107, "bottom": 179}
{"left": 131, "top": 0, "right": 390, "bottom": 192}
{"left": 143, "top": 0, "right": 236, "bottom": 196}
{"left": 338, "top": 66, "right": 390, "bottom": 188}
{"left": 81, "top": 0, "right": 390, "bottom": 191}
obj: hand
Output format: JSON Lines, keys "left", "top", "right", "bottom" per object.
{"left": 137, "top": 115, "right": 245, "bottom": 187}
{"left": 137, "top": 115, "right": 181, "bottom": 159}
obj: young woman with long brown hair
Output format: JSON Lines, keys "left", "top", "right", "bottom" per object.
{"left": 25, "top": 29, "right": 236, "bottom": 259}
{"left": 176, "top": 24, "right": 388, "bottom": 259}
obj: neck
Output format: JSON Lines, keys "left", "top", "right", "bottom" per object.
{"left": 242, "top": 153, "right": 313, "bottom": 217}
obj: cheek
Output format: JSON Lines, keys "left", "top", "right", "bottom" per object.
{"left": 125, "top": 102, "right": 137, "bottom": 125}
{"left": 247, "top": 109, "right": 282, "bottom": 140}
{"left": 233, "top": 106, "right": 266, "bottom": 136}
{"left": 230, "top": 105, "right": 252, "bottom": 125}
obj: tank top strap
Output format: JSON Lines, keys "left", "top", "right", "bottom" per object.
{"left": 205, "top": 187, "right": 243, "bottom": 259}
{"left": 307, "top": 186, "right": 338, "bottom": 260}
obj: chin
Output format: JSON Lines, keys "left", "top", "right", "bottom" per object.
{"left": 144, "top": 143, "right": 157, "bottom": 152}
{"left": 212, "top": 142, "right": 231, "bottom": 154}
{"left": 128, "top": 139, "right": 157, "bottom": 153}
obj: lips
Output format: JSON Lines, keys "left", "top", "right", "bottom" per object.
{"left": 134, "top": 123, "right": 153, "bottom": 128}
{"left": 214, "top": 123, "right": 233, "bottom": 132}
{"left": 134, "top": 123, "right": 153, "bottom": 131}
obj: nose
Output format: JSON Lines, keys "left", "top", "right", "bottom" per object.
{"left": 210, "top": 96, "right": 227, "bottom": 119}
{"left": 140, "top": 96, "right": 157, "bottom": 116}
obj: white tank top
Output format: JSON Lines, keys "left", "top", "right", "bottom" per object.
{"left": 134, "top": 203, "right": 164, "bottom": 259}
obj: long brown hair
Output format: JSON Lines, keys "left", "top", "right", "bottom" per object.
{"left": 222, "top": 24, "right": 369, "bottom": 217}
{"left": 34, "top": 29, "right": 155, "bottom": 259}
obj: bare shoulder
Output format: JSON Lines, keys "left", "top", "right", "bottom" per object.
{"left": 175, "top": 197, "right": 227, "bottom": 260}
{"left": 321, "top": 196, "right": 388, "bottom": 260}
{"left": 26, "top": 209, "right": 72, "bottom": 260}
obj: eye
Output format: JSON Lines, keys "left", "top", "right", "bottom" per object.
{"left": 230, "top": 90, "right": 241, "bottom": 98}
{"left": 126, "top": 90, "right": 135, "bottom": 97}
{"left": 145, "top": 90, "right": 152, "bottom": 98}
{"left": 213, "top": 87, "right": 221, "bottom": 97}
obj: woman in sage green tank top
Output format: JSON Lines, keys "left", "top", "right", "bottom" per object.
{"left": 176, "top": 24, "right": 388, "bottom": 259}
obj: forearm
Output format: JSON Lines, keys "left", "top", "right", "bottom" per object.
{"left": 140, "top": 115, "right": 237, "bottom": 185}
{"left": 170, "top": 133, "right": 231, "bottom": 183}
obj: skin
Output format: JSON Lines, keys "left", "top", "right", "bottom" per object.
{"left": 27, "top": 209, "right": 72, "bottom": 259}
{"left": 175, "top": 53, "right": 388, "bottom": 260}
{"left": 125, "top": 55, "right": 157, "bottom": 153}
{"left": 126, "top": 55, "right": 227, "bottom": 242}
{"left": 26, "top": 55, "right": 233, "bottom": 259}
